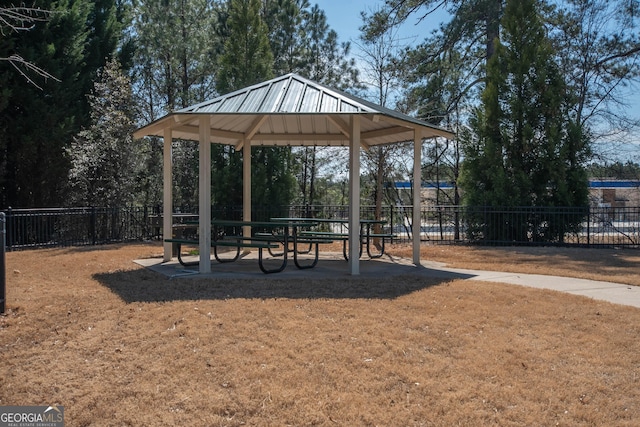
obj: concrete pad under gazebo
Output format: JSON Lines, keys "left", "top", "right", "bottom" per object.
{"left": 133, "top": 73, "right": 454, "bottom": 275}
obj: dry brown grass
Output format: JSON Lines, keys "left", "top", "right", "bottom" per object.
{"left": 388, "top": 244, "right": 640, "bottom": 287}
{"left": 1, "top": 243, "right": 639, "bottom": 426}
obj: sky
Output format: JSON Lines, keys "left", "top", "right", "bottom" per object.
{"left": 312, "top": 0, "right": 447, "bottom": 105}
{"left": 313, "top": 0, "right": 442, "bottom": 49}
{"left": 312, "top": 0, "right": 374, "bottom": 44}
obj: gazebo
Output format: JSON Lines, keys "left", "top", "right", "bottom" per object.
{"left": 133, "top": 73, "right": 454, "bottom": 275}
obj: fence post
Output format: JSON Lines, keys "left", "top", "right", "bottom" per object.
{"left": 389, "top": 205, "right": 394, "bottom": 244}
{"left": 6, "top": 207, "right": 11, "bottom": 251}
{"left": 91, "top": 207, "right": 97, "bottom": 245}
{"left": 1, "top": 212, "right": 6, "bottom": 314}
{"left": 586, "top": 205, "right": 591, "bottom": 247}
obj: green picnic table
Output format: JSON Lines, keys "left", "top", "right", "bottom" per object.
{"left": 271, "top": 217, "right": 394, "bottom": 260}
{"left": 165, "top": 219, "right": 330, "bottom": 273}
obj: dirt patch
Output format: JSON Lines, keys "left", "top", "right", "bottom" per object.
{"left": 1, "top": 243, "right": 639, "bottom": 426}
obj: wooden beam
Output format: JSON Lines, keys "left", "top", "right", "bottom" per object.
{"left": 325, "top": 115, "right": 350, "bottom": 137}
{"left": 236, "top": 115, "right": 268, "bottom": 151}
{"left": 254, "top": 133, "right": 347, "bottom": 142}
{"left": 251, "top": 140, "right": 349, "bottom": 147}
{"left": 171, "top": 124, "right": 244, "bottom": 142}
{"left": 173, "top": 114, "right": 199, "bottom": 125}
{"left": 372, "top": 114, "right": 413, "bottom": 130}
{"left": 373, "top": 114, "right": 455, "bottom": 139}
{"left": 361, "top": 126, "right": 408, "bottom": 140}
{"left": 133, "top": 116, "right": 175, "bottom": 139}
{"left": 245, "top": 114, "right": 267, "bottom": 140}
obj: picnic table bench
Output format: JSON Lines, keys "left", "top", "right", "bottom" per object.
{"left": 272, "top": 217, "right": 395, "bottom": 260}
{"left": 150, "top": 213, "right": 199, "bottom": 240}
{"left": 253, "top": 232, "right": 334, "bottom": 269}
{"left": 164, "top": 236, "right": 293, "bottom": 274}
{"left": 166, "top": 219, "right": 328, "bottom": 273}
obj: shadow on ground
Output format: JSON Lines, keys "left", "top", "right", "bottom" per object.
{"left": 94, "top": 257, "right": 473, "bottom": 303}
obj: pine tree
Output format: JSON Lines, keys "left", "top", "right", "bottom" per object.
{"left": 461, "top": 0, "right": 589, "bottom": 242}
{"left": 217, "top": 0, "right": 273, "bottom": 93}
{"left": 132, "top": 0, "right": 223, "bottom": 208}
{"left": 215, "top": 0, "right": 295, "bottom": 215}
{"left": 263, "top": 0, "right": 309, "bottom": 75}
{"left": 133, "top": 0, "right": 220, "bottom": 115}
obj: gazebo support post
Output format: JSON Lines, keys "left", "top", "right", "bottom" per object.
{"left": 412, "top": 129, "right": 422, "bottom": 265}
{"left": 163, "top": 127, "right": 173, "bottom": 262}
{"left": 242, "top": 139, "right": 251, "bottom": 243}
{"left": 199, "top": 117, "right": 212, "bottom": 274}
{"left": 348, "top": 115, "right": 361, "bottom": 275}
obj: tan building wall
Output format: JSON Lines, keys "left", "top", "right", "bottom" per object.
{"left": 590, "top": 186, "right": 640, "bottom": 208}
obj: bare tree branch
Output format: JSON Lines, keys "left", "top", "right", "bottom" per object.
{"left": 0, "top": 54, "right": 59, "bottom": 90}
{"left": 0, "top": 6, "right": 56, "bottom": 89}
{"left": 0, "top": 6, "right": 50, "bottom": 35}
{"left": 594, "top": 44, "right": 640, "bottom": 70}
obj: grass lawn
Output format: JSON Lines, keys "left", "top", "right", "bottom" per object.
{"left": 1, "top": 242, "right": 639, "bottom": 426}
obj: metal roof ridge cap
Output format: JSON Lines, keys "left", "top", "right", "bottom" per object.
{"left": 268, "top": 76, "right": 288, "bottom": 112}
{"left": 279, "top": 74, "right": 306, "bottom": 112}
{"left": 296, "top": 81, "right": 309, "bottom": 112}
{"left": 313, "top": 84, "right": 324, "bottom": 112}
{"left": 289, "top": 78, "right": 306, "bottom": 112}
{"left": 256, "top": 81, "right": 275, "bottom": 112}
{"left": 275, "top": 75, "right": 294, "bottom": 112}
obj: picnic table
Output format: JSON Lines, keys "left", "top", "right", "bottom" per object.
{"left": 271, "top": 217, "right": 394, "bottom": 260}
{"left": 149, "top": 213, "right": 199, "bottom": 240}
{"left": 164, "top": 219, "right": 330, "bottom": 273}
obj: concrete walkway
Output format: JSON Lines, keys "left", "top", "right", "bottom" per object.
{"left": 421, "top": 261, "right": 640, "bottom": 309}
{"left": 136, "top": 252, "right": 640, "bottom": 309}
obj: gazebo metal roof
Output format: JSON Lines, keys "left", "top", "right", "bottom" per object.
{"left": 134, "top": 73, "right": 452, "bottom": 147}
{"left": 134, "top": 73, "right": 454, "bottom": 276}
